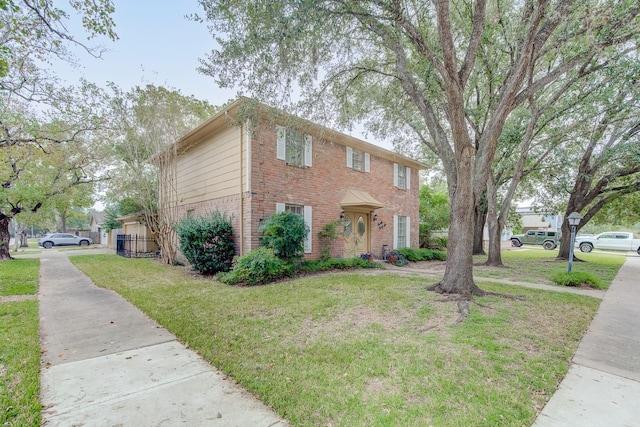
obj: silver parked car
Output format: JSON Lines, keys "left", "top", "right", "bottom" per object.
{"left": 38, "top": 233, "right": 92, "bottom": 249}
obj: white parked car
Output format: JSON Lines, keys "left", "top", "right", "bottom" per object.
{"left": 575, "top": 232, "right": 640, "bottom": 255}
{"left": 38, "top": 233, "right": 92, "bottom": 249}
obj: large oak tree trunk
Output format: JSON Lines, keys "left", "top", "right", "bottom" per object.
{"left": 430, "top": 190, "right": 485, "bottom": 296}
{"left": 485, "top": 177, "right": 505, "bottom": 267}
{"left": 0, "top": 217, "right": 13, "bottom": 261}
{"left": 485, "top": 215, "right": 504, "bottom": 266}
{"left": 430, "top": 150, "right": 485, "bottom": 297}
{"left": 473, "top": 199, "right": 487, "bottom": 255}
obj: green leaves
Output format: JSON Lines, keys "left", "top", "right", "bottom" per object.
{"left": 260, "top": 211, "right": 308, "bottom": 262}
{"left": 217, "top": 247, "right": 291, "bottom": 286}
{"left": 174, "top": 211, "right": 235, "bottom": 275}
{"left": 419, "top": 185, "right": 450, "bottom": 245}
{"left": 69, "top": 0, "right": 118, "bottom": 41}
{"left": 551, "top": 271, "right": 604, "bottom": 289}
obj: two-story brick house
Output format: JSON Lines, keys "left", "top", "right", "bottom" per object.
{"left": 172, "top": 99, "right": 426, "bottom": 259}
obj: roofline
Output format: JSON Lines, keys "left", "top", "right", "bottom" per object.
{"left": 175, "top": 98, "right": 429, "bottom": 170}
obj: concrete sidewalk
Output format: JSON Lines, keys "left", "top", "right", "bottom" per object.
{"left": 533, "top": 254, "right": 640, "bottom": 426}
{"left": 39, "top": 250, "right": 288, "bottom": 426}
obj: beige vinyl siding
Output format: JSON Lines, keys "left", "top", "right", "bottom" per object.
{"left": 122, "top": 221, "right": 146, "bottom": 236}
{"left": 176, "top": 126, "right": 242, "bottom": 205}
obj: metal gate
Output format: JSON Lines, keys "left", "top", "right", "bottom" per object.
{"left": 116, "top": 234, "right": 160, "bottom": 258}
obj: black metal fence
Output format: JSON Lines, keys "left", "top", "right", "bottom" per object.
{"left": 116, "top": 234, "right": 160, "bottom": 258}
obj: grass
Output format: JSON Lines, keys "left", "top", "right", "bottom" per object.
{"left": 0, "top": 258, "right": 39, "bottom": 296}
{"left": 71, "top": 254, "right": 605, "bottom": 427}
{"left": 0, "top": 257, "right": 41, "bottom": 426}
{"left": 55, "top": 245, "right": 100, "bottom": 252}
{"left": 472, "top": 248, "right": 625, "bottom": 288}
{"left": 551, "top": 271, "right": 604, "bottom": 289}
{"left": 5, "top": 239, "right": 42, "bottom": 256}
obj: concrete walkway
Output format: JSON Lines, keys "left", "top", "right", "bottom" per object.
{"left": 533, "top": 254, "right": 640, "bottom": 426}
{"left": 39, "top": 250, "right": 288, "bottom": 426}
{"left": 378, "top": 262, "right": 608, "bottom": 299}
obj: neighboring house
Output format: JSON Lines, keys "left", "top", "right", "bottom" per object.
{"left": 171, "top": 99, "right": 427, "bottom": 259}
{"left": 89, "top": 211, "right": 108, "bottom": 244}
{"left": 516, "top": 206, "right": 562, "bottom": 233}
{"left": 115, "top": 214, "right": 159, "bottom": 257}
{"left": 105, "top": 228, "right": 122, "bottom": 249}
{"left": 117, "top": 214, "right": 152, "bottom": 238}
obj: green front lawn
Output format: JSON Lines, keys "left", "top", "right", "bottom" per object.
{"left": 0, "top": 258, "right": 39, "bottom": 296}
{"left": 473, "top": 249, "right": 625, "bottom": 288}
{"left": 71, "top": 254, "right": 604, "bottom": 427}
{"left": 0, "top": 301, "right": 40, "bottom": 427}
{"left": 0, "top": 257, "right": 41, "bottom": 426}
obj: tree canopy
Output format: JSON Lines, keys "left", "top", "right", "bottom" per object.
{"left": 105, "top": 84, "right": 219, "bottom": 264}
{"left": 0, "top": 82, "right": 111, "bottom": 258}
{"left": 532, "top": 58, "right": 640, "bottom": 258}
{"left": 0, "top": 0, "right": 117, "bottom": 259}
{"left": 196, "top": 0, "right": 640, "bottom": 298}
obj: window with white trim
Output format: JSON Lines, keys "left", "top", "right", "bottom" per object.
{"left": 276, "top": 125, "right": 312, "bottom": 167}
{"left": 393, "top": 163, "right": 411, "bottom": 189}
{"left": 284, "top": 204, "right": 303, "bottom": 216}
{"left": 346, "top": 147, "right": 370, "bottom": 172}
{"left": 393, "top": 215, "right": 410, "bottom": 249}
{"left": 276, "top": 202, "right": 313, "bottom": 253}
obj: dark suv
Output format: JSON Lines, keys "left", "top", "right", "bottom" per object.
{"left": 511, "top": 230, "right": 560, "bottom": 250}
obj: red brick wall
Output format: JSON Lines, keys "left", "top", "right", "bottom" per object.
{"left": 247, "top": 118, "right": 419, "bottom": 259}
{"left": 175, "top": 194, "right": 243, "bottom": 256}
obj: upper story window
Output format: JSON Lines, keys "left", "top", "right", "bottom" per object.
{"left": 276, "top": 125, "right": 312, "bottom": 167}
{"left": 394, "top": 163, "right": 411, "bottom": 189}
{"left": 346, "top": 147, "right": 370, "bottom": 172}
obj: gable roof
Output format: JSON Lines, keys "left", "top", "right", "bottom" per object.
{"left": 175, "top": 98, "right": 428, "bottom": 170}
{"left": 90, "top": 211, "right": 105, "bottom": 226}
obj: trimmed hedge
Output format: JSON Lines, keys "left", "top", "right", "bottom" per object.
{"left": 217, "top": 247, "right": 292, "bottom": 286}
{"left": 298, "top": 257, "right": 381, "bottom": 273}
{"left": 261, "top": 211, "right": 308, "bottom": 262}
{"left": 218, "top": 254, "right": 382, "bottom": 286}
{"left": 175, "top": 211, "right": 235, "bottom": 275}
{"left": 550, "top": 271, "right": 604, "bottom": 289}
{"left": 396, "top": 247, "right": 447, "bottom": 262}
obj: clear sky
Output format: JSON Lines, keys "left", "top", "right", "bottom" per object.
{"left": 54, "top": 0, "right": 388, "bottom": 149}
{"left": 56, "top": 0, "right": 236, "bottom": 106}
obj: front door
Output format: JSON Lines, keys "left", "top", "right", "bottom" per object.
{"left": 343, "top": 211, "right": 369, "bottom": 257}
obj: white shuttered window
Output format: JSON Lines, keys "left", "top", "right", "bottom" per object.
{"left": 393, "top": 164, "right": 411, "bottom": 189}
{"left": 276, "top": 125, "right": 312, "bottom": 167}
{"left": 346, "top": 147, "right": 370, "bottom": 172}
{"left": 275, "top": 202, "right": 312, "bottom": 253}
{"left": 393, "top": 215, "right": 410, "bottom": 249}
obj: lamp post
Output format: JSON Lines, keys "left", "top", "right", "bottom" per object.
{"left": 567, "top": 212, "right": 583, "bottom": 273}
